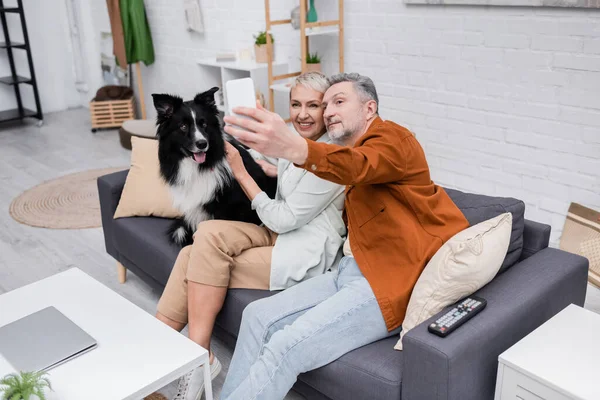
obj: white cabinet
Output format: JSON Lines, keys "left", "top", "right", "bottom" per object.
{"left": 495, "top": 304, "right": 600, "bottom": 400}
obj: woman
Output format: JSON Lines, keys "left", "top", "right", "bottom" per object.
{"left": 156, "top": 72, "right": 346, "bottom": 400}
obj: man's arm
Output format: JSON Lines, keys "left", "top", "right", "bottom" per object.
{"left": 296, "top": 131, "right": 413, "bottom": 186}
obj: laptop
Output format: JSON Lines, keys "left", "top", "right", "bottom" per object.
{"left": 0, "top": 306, "right": 97, "bottom": 372}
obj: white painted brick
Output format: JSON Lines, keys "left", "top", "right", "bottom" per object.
{"left": 394, "top": 86, "right": 430, "bottom": 101}
{"left": 519, "top": 70, "right": 570, "bottom": 88}
{"left": 503, "top": 159, "right": 549, "bottom": 179}
{"left": 413, "top": 128, "right": 448, "bottom": 144}
{"left": 463, "top": 17, "right": 505, "bottom": 32}
{"left": 530, "top": 19, "right": 596, "bottom": 37}
{"left": 468, "top": 97, "right": 514, "bottom": 114}
{"left": 540, "top": 197, "right": 570, "bottom": 214}
{"left": 430, "top": 169, "right": 457, "bottom": 188}
{"left": 570, "top": 188, "right": 600, "bottom": 209}
{"left": 584, "top": 38, "right": 600, "bottom": 55}
{"left": 547, "top": 169, "right": 599, "bottom": 189}
{"left": 480, "top": 166, "right": 523, "bottom": 187}
{"left": 495, "top": 184, "right": 538, "bottom": 205}
{"left": 560, "top": 107, "right": 600, "bottom": 128}
{"left": 528, "top": 119, "right": 582, "bottom": 141}
{"left": 430, "top": 91, "right": 469, "bottom": 107}
{"left": 376, "top": 84, "right": 395, "bottom": 97}
{"left": 423, "top": 16, "right": 463, "bottom": 31}
{"left": 442, "top": 32, "right": 484, "bottom": 46}
{"left": 526, "top": 207, "right": 556, "bottom": 226}
{"left": 392, "top": 56, "right": 435, "bottom": 72}
{"left": 446, "top": 105, "right": 488, "bottom": 124}
{"left": 559, "top": 88, "right": 600, "bottom": 110}
{"left": 569, "top": 71, "right": 600, "bottom": 91}
{"left": 454, "top": 174, "right": 496, "bottom": 196}
{"left": 475, "top": 66, "right": 523, "bottom": 84}
{"left": 522, "top": 176, "right": 572, "bottom": 202}
{"left": 583, "top": 127, "right": 600, "bottom": 144}
{"left": 504, "top": 50, "right": 553, "bottom": 69}
{"left": 461, "top": 47, "right": 504, "bottom": 65}
{"left": 531, "top": 35, "right": 583, "bottom": 52}
{"left": 388, "top": 97, "right": 446, "bottom": 117}
{"left": 511, "top": 103, "right": 560, "bottom": 121}
{"left": 387, "top": 42, "right": 422, "bottom": 56}
{"left": 349, "top": 40, "right": 386, "bottom": 54}
{"left": 554, "top": 54, "right": 600, "bottom": 72}
{"left": 506, "top": 131, "right": 578, "bottom": 154}
{"left": 421, "top": 44, "right": 461, "bottom": 59}
{"left": 485, "top": 34, "right": 529, "bottom": 49}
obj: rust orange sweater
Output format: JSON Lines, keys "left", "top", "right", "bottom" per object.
{"left": 300, "top": 117, "right": 469, "bottom": 331}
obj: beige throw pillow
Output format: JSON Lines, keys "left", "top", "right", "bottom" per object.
{"left": 113, "top": 136, "right": 182, "bottom": 219}
{"left": 395, "top": 212, "right": 512, "bottom": 350}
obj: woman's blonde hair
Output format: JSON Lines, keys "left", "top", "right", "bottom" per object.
{"left": 290, "top": 71, "right": 329, "bottom": 95}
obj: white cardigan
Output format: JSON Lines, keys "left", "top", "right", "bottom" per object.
{"left": 250, "top": 133, "right": 346, "bottom": 290}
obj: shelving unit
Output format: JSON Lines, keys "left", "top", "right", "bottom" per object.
{"left": 196, "top": 57, "right": 288, "bottom": 117}
{"left": 0, "top": 0, "right": 42, "bottom": 126}
{"left": 263, "top": 0, "right": 344, "bottom": 111}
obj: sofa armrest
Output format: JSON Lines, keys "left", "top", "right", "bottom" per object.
{"left": 520, "top": 219, "right": 551, "bottom": 260}
{"left": 97, "top": 169, "right": 129, "bottom": 260}
{"left": 401, "top": 247, "right": 589, "bottom": 400}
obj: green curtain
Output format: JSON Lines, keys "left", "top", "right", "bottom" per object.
{"left": 120, "top": 0, "right": 155, "bottom": 66}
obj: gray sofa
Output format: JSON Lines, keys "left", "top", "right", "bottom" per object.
{"left": 98, "top": 169, "right": 589, "bottom": 400}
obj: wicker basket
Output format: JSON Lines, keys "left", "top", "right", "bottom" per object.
{"left": 89, "top": 97, "right": 135, "bottom": 132}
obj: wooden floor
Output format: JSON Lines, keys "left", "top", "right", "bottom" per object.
{"left": 0, "top": 108, "right": 598, "bottom": 398}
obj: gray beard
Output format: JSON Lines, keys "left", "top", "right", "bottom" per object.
{"left": 329, "top": 128, "right": 353, "bottom": 145}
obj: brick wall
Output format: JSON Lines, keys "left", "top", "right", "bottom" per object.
{"left": 136, "top": 0, "right": 600, "bottom": 246}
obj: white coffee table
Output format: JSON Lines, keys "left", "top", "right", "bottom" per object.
{"left": 0, "top": 268, "right": 212, "bottom": 400}
{"left": 495, "top": 304, "right": 600, "bottom": 400}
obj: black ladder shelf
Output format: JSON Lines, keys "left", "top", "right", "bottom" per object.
{"left": 0, "top": 0, "right": 42, "bottom": 126}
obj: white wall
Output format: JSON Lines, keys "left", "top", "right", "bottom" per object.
{"left": 0, "top": 0, "right": 80, "bottom": 114}
{"left": 136, "top": 0, "right": 599, "bottom": 246}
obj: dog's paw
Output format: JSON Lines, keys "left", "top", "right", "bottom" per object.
{"left": 171, "top": 226, "right": 188, "bottom": 246}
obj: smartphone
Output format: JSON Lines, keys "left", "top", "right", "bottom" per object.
{"left": 225, "top": 78, "right": 256, "bottom": 134}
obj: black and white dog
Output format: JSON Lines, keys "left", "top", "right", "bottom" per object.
{"left": 152, "top": 88, "right": 277, "bottom": 247}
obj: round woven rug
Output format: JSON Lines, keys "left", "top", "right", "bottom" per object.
{"left": 9, "top": 167, "right": 127, "bottom": 229}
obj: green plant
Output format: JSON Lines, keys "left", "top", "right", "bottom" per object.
{"left": 0, "top": 371, "right": 52, "bottom": 400}
{"left": 306, "top": 51, "right": 321, "bottom": 64}
{"left": 253, "top": 31, "right": 274, "bottom": 46}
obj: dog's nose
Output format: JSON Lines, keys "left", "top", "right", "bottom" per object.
{"left": 196, "top": 140, "right": 208, "bottom": 151}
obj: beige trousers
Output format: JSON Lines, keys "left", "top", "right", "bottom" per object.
{"left": 157, "top": 220, "right": 277, "bottom": 324}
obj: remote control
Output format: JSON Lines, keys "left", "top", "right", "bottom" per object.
{"left": 427, "top": 295, "right": 487, "bottom": 337}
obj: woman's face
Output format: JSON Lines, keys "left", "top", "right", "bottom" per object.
{"left": 289, "top": 84, "right": 326, "bottom": 141}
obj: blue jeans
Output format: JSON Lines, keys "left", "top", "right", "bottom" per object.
{"left": 221, "top": 256, "right": 399, "bottom": 400}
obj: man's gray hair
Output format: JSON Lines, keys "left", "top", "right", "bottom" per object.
{"left": 290, "top": 71, "right": 329, "bottom": 94}
{"left": 327, "top": 72, "right": 379, "bottom": 113}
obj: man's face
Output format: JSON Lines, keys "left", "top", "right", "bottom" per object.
{"left": 322, "top": 82, "right": 368, "bottom": 144}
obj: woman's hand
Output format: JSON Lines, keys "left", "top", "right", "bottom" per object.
{"left": 225, "top": 141, "right": 247, "bottom": 179}
{"left": 256, "top": 160, "right": 278, "bottom": 178}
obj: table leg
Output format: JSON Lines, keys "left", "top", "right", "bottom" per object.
{"left": 203, "top": 360, "right": 214, "bottom": 400}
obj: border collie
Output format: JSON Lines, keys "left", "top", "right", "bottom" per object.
{"left": 151, "top": 88, "right": 277, "bottom": 247}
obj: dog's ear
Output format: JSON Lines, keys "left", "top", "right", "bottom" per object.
{"left": 193, "top": 87, "right": 219, "bottom": 106}
{"left": 152, "top": 94, "right": 183, "bottom": 119}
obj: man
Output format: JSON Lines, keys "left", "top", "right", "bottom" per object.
{"left": 219, "top": 73, "right": 469, "bottom": 400}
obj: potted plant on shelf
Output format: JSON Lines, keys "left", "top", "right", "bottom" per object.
{"left": 0, "top": 371, "right": 52, "bottom": 400}
{"left": 253, "top": 31, "right": 274, "bottom": 63}
{"left": 306, "top": 52, "right": 321, "bottom": 72}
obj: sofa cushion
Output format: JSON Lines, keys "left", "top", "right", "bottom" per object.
{"left": 113, "top": 216, "right": 181, "bottom": 286}
{"left": 445, "top": 188, "right": 525, "bottom": 273}
{"left": 299, "top": 336, "right": 402, "bottom": 400}
{"left": 216, "top": 289, "right": 402, "bottom": 400}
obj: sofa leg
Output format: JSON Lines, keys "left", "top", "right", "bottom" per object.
{"left": 117, "top": 262, "right": 127, "bottom": 283}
